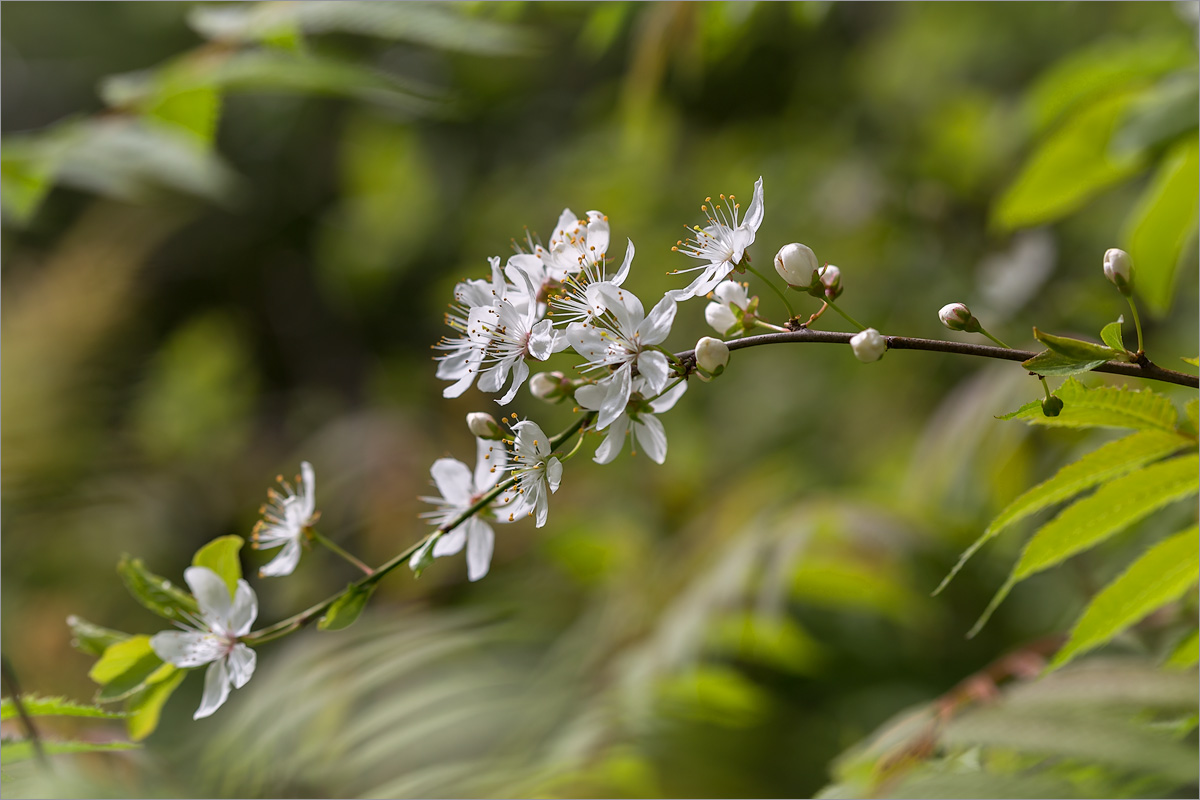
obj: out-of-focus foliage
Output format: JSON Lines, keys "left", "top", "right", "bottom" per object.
{"left": 2, "top": 2, "right": 1196, "bottom": 798}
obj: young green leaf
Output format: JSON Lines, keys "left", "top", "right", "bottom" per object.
{"left": 125, "top": 667, "right": 185, "bottom": 741}
{"left": 970, "top": 453, "right": 1199, "bottom": 636}
{"left": 318, "top": 583, "right": 377, "bottom": 631}
{"left": 0, "top": 695, "right": 125, "bottom": 722}
{"left": 1099, "top": 317, "right": 1126, "bottom": 354}
{"left": 1033, "top": 327, "right": 1122, "bottom": 362}
{"left": 117, "top": 556, "right": 200, "bottom": 622}
{"left": 192, "top": 535, "right": 245, "bottom": 598}
{"left": 934, "top": 429, "right": 1190, "bottom": 595}
{"left": 1048, "top": 525, "right": 1199, "bottom": 671}
{"left": 1184, "top": 399, "right": 1199, "bottom": 437}
{"left": 1021, "top": 349, "right": 1110, "bottom": 377}
{"left": 67, "top": 615, "right": 130, "bottom": 657}
{"left": 88, "top": 636, "right": 173, "bottom": 704}
{"left": 1183, "top": 356, "right": 1199, "bottom": 367}
{"left": 1, "top": 739, "right": 140, "bottom": 766}
{"left": 1165, "top": 630, "right": 1199, "bottom": 669}
{"left": 999, "top": 378, "right": 1179, "bottom": 432}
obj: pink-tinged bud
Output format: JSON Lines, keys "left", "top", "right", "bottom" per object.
{"left": 467, "top": 412, "right": 504, "bottom": 440}
{"left": 774, "top": 243, "right": 820, "bottom": 288}
{"left": 1103, "top": 248, "right": 1133, "bottom": 295}
{"left": 695, "top": 336, "right": 730, "bottom": 373}
{"left": 938, "top": 302, "right": 977, "bottom": 332}
{"left": 528, "top": 372, "right": 560, "bottom": 400}
{"left": 819, "top": 265, "right": 843, "bottom": 299}
{"left": 850, "top": 328, "right": 886, "bottom": 363}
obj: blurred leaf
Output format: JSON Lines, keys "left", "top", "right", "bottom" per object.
{"left": 1185, "top": 399, "right": 1199, "bottom": 436}
{"left": 88, "top": 636, "right": 173, "bottom": 704}
{"left": 994, "top": 92, "right": 1144, "bottom": 230}
{"left": 0, "top": 139, "right": 61, "bottom": 225}
{"left": 1049, "top": 525, "right": 1199, "bottom": 671}
{"left": 192, "top": 536, "right": 245, "bottom": 598}
{"left": 117, "top": 557, "right": 200, "bottom": 623}
{"left": 67, "top": 616, "right": 131, "bottom": 657}
{"left": 1099, "top": 317, "right": 1126, "bottom": 353}
{"left": 0, "top": 695, "right": 125, "bottom": 722}
{"left": 1124, "top": 135, "right": 1200, "bottom": 316}
{"left": 0, "top": 739, "right": 140, "bottom": 766}
{"left": 1032, "top": 327, "right": 1122, "bottom": 361}
{"left": 1164, "top": 630, "right": 1199, "bottom": 669}
{"left": 936, "top": 429, "right": 1190, "bottom": 595}
{"left": 318, "top": 583, "right": 377, "bottom": 631}
{"left": 1020, "top": 349, "right": 1109, "bottom": 377}
{"left": 126, "top": 667, "right": 185, "bottom": 741}
{"left": 1111, "top": 73, "right": 1199, "bottom": 156}
{"left": 972, "top": 454, "right": 1199, "bottom": 635}
{"left": 147, "top": 84, "right": 223, "bottom": 148}
{"left": 706, "top": 613, "right": 825, "bottom": 675}
{"left": 1183, "top": 357, "right": 1200, "bottom": 368}
{"left": 657, "top": 665, "right": 769, "bottom": 728}
{"left": 998, "top": 378, "right": 1179, "bottom": 432}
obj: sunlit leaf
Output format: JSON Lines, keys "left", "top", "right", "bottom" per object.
{"left": 1033, "top": 327, "right": 1123, "bottom": 361}
{"left": 318, "top": 583, "right": 377, "bottom": 631}
{"left": 998, "top": 378, "right": 1179, "bottom": 432}
{"left": 1183, "top": 357, "right": 1200, "bottom": 368}
{"left": 1020, "top": 349, "right": 1109, "bottom": 377}
{"left": 1165, "top": 630, "right": 1199, "bottom": 669}
{"left": 0, "top": 695, "right": 125, "bottom": 722}
{"left": 125, "top": 667, "right": 185, "bottom": 741}
{"left": 192, "top": 535, "right": 245, "bottom": 598}
{"left": 66, "top": 616, "right": 130, "bottom": 657}
{"left": 1049, "top": 526, "right": 1199, "bottom": 671}
{"left": 88, "top": 636, "right": 173, "bottom": 704}
{"left": 117, "top": 556, "right": 200, "bottom": 623}
{"left": 1100, "top": 317, "right": 1126, "bottom": 353}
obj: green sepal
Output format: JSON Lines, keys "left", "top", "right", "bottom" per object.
{"left": 88, "top": 636, "right": 173, "bottom": 704}
{"left": 1022, "top": 349, "right": 1109, "bottom": 377}
{"left": 117, "top": 556, "right": 200, "bottom": 623}
{"left": 1099, "top": 317, "right": 1127, "bottom": 355}
{"left": 408, "top": 537, "right": 437, "bottom": 578}
{"left": 318, "top": 582, "right": 378, "bottom": 631}
{"left": 67, "top": 615, "right": 131, "bottom": 657}
{"left": 1033, "top": 327, "right": 1122, "bottom": 361}
{"left": 192, "top": 535, "right": 245, "bottom": 598}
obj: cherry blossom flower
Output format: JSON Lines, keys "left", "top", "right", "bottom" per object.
{"left": 670, "top": 177, "right": 764, "bottom": 300}
{"left": 504, "top": 420, "right": 562, "bottom": 527}
{"left": 474, "top": 271, "right": 564, "bottom": 405}
{"left": 704, "top": 280, "right": 752, "bottom": 335}
{"left": 150, "top": 567, "right": 257, "bottom": 719}
{"left": 577, "top": 378, "right": 686, "bottom": 465}
{"left": 252, "top": 462, "right": 317, "bottom": 578}
{"left": 435, "top": 258, "right": 507, "bottom": 399}
{"left": 550, "top": 238, "right": 636, "bottom": 327}
{"left": 541, "top": 209, "right": 610, "bottom": 279}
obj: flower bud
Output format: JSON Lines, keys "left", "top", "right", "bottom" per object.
{"left": 695, "top": 336, "right": 730, "bottom": 373}
{"left": 705, "top": 301, "right": 738, "bottom": 335}
{"left": 1041, "top": 394, "right": 1064, "bottom": 417}
{"left": 1103, "top": 248, "right": 1133, "bottom": 295}
{"left": 849, "top": 328, "right": 886, "bottom": 363}
{"left": 774, "top": 243, "right": 820, "bottom": 288}
{"left": 467, "top": 412, "right": 504, "bottom": 440}
{"left": 938, "top": 302, "right": 980, "bottom": 332}
{"left": 819, "top": 265, "right": 843, "bottom": 300}
{"left": 529, "top": 372, "right": 562, "bottom": 400}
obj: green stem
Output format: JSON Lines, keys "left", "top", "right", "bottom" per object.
{"left": 753, "top": 319, "right": 789, "bottom": 333}
{"left": 308, "top": 528, "right": 374, "bottom": 576}
{"left": 1126, "top": 295, "right": 1145, "bottom": 354}
{"left": 823, "top": 298, "right": 867, "bottom": 331}
{"left": 977, "top": 327, "right": 1011, "bottom": 349}
{"left": 1041, "top": 377, "right": 1053, "bottom": 401}
{"left": 744, "top": 263, "right": 796, "bottom": 320}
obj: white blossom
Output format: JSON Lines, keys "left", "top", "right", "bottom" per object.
{"left": 549, "top": 238, "right": 636, "bottom": 328}
{"left": 474, "top": 271, "right": 564, "bottom": 405}
{"left": 850, "top": 328, "right": 887, "bottom": 363}
{"left": 670, "top": 177, "right": 765, "bottom": 300}
{"left": 150, "top": 567, "right": 257, "bottom": 720}
{"left": 704, "top": 280, "right": 751, "bottom": 335}
{"left": 578, "top": 378, "right": 686, "bottom": 465}
{"left": 252, "top": 462, "right": 317, "bottom": 578}
{"left": 435, "top": 258, "right": 507, "bottom": 399}
{"left": 503, "top": 420, "right": 562, "bottom": 527}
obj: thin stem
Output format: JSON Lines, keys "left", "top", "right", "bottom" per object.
{"left": 308, "top": 528, "right": 374, "bottom": 576}
{"left": 977, "top": 327, "right": 1011, "bottom": 349}
{"left": 1126, "top": 295, "right": 1145, "bottom": 354}
{"left": 753, "top": 319, "right": 789, "bottom": 333}
{"left": 1042, "top": 378, "right": 1054, "bottom": 401}
{"left": 744, "top": 263, "right": 796, "bottom": 319}
{"left": 823, "top": 298, "right": 867, "bottom": 331}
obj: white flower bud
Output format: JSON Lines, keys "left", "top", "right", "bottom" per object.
{"left": 938, "top": 302, "right": 977, "bottom": 332}
{"left": 705, "top": 301, "right": 738, "bottom": 334}
{"left": 695, "top": 336, "right": 730, "bottom": 373}
{"left": 850, "top": 328, "right": 886, "bottom": 363}
{"left": 819, "top": 265, "right": 842, "bottom": 299}
{"left": 529, "top": 372, "right": 561, "bottom": 400}
{"left": 774, "top": 242, "right": 819, "bottom": 288}
{"left": 467, "top": 412, "right": 504, "bottom": 440}
{"left": 1103, "top": 248, "right": 1133, "bottom": 294}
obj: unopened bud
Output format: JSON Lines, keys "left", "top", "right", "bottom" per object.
{"left": 819, "top": 265, "right": 843, "bottom": 300}
{"left": 529, "top": 371, "right": 566, "bottom": 401}
{"left": 849, "top": 328, "right": 886, "bottom": 363}
{"left": 774, "top": 242, "right": 820, "bottom": 288}
{"left": 1103, "top": 248, "right": 1133, "bottom": 295}
{"left": 1041, "top": 395, "right": 1064, "bottom": 417}
{"left": 695, "top": 336, "right": 730, "bottom": 374}
{"left": 467, "top": 412, "right": 504, "bottom": 440}
{"left": 938, "top": 302, "right": 980, "bottom": 332}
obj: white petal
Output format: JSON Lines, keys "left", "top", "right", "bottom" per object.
{"left": 526, "top": 319, "right": 556, "bottom": 361}
{"left": 585, "top": 210, "right": 610, "bottom": 261}
{"left": 713, "top": 280, "right": 749, "bottom": 308}
{"left": 474, "top": 438, "right": 503, "bottom": 491}
{"left": 151, "top": 631, "right": 221, "bottom": 668}
{"left": 432, "top": 527, "right": 467, "bottom": 556}
{"left": 593, "top": 413, "right": 628, "bottom": 464}
{"left": 596, "top": 283, "right": 645, "bottom": 334}
{"left": 430, "top": 458, "right": 474, "bottom": 506}
{"left": 194, "top": 659, "right": 231, "bottom": 720}
{"left": 597, "top": 366, "right": 632, "bottom": 430}
{"left": 574, "top": 382, "right": 605, "bottom": 412}
{"left": 496, "top": 359, "right": 529, "bottom": 406}
{"left": 185, "top": 566, "right": 232, "bottom": 622}
{"left": 258, "top": 537, "right": 302, "bottom": 578}
{"left": 633, "top": 414, "right": 667, "bottom": 464}
{"left": 226, "top": 644, "right": 256, "bottom": 689}
{"left": 546, "top": 457, "right": 563, "bottom": 493}
{"left": 477, "top": 361, "right": 508, "bottom": 394}
{"left": 533, "top": 488, "right": 550, "bottom": 528}
{"left": 466, "top": 520, "right": 495, "bottom": 582}
{"left": 637, "top": 294, "right": 677, "bottom": 345}
{"left": 229, "top": 580, "right": 258, "bottom": 635}
{"left": 299, "top": 462, "right": 316, "bottom": 517}
{"left": 650, "top": 379, "right": 688, "bottom": 414}
{"left": 612, "top": 239, "right": 634, "bottom": 286}
{"left": 705, "top": 302, "right": 738, "bottom": 335}
{"left": 636, "top": 351, "right": 670, "bottom": 395}
{"left": 742, "top": 176, "right": 765, "bottom": 233}
{"left": 441, "top": 352, "right": 482, "bottom": 398}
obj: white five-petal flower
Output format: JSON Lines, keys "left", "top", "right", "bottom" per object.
{"left": 670, "top": 177, "right": 765, "bottom": 300}
{"left": 473, "top": 270, "right": 565, "bottom": 406}
{"left": 435, "top": 258, "right": 508, "bottom": 399}
{"left": 504, "top": 420, "right": 562, "bottom": 527}
{"left": 578, "top": 377, "right": 686, "bottom": 465}
{"left": 252, "top": 462, "right": 317, "bottom": 578}
{"left": 150, "top": 567, "right": 257, "bottom": 720}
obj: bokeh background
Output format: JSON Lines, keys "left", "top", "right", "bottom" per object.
{"left": 2, "top": 2, "right": 1197, "bottom": 797}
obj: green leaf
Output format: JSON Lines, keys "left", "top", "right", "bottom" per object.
{"left": 1165, "top": 630, "right": 1199, "bottom": 669}
{"left": 147, "top": 84, "right": 223, "bottom": 149}
{"left": 935, "top": 429, "right": 1190, "bottom": 595}
{"left": 1099, "top": 317, "right": 1126, "bottom": 353}
{"left": 1, "top": 738, "right": 140, "bottom": 765}
{"left": 1124, "top": 135, "right": 1199, "bottom": 316}
{"left": 1111, "top": 73, "right": 1199, "bottom": 157}
{"left": 117, "top": 556, "right": 199, "bottom": 623}
{"left": 998, "top": 378, "right": 1179, "bottom": 432}
{"left": 970, "top": 453, "right": 1199, "bottom": 636}
{"left": 66, "top": 615, "right": 130, "bottom": 657}
{"left": 1049, "top": 525, "right": 1199, "bottom": 671}
{"left": 1032, "top": 327, "right": 1122, "bottom": 361}
{"left": 0, "top": 142, "right": 60, "bottom": 225}
{"left": 1185, "top": 399, "right": 1199, "bottom": 437}
{"left": 993, "top": 91, "right": 1145, "bottom": 230}
{"left": 125, "top": 667, "right": 185, "bottom": 741}
{"left": 1020, "top": 350, "right": 1109, "bottom": 377}
{"left": 1183, "top": 357, "right": 1199, "bottom": 368}
{"left": 318, "top": 583, "right": 377, "bottom": 631}
{"left": 88, "top": 636, "right": 173, "bottom": 704}
{"left": 192, "top": 535, "right": 245, "bottom": 598}
{"left": 0, "top": 695, "right": 125, "bottom": 722}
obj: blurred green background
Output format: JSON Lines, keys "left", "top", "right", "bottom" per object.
{"left": 2, "top": 2, "right": 1197, "bottom": 797}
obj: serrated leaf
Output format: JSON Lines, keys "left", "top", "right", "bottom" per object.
{"left": 1185, "top": 399, "right": 1199, "bottom": 437}
{"left": 1049, "top": 526, "right": 1199, "bottom": 671}
{"left": 970, "top": 453, "right": 1199, "bottom": 636}
{"left": 1165, "top": 630, "right": 1199, "bottom": 669}
{"left": 88, "top": 636, "right": 173, "bottom": 704}
{"left": 117, "top": 556, "right": 199, "bottom": 623}
{"left": 0, "top": 695, "right": 125, "bottom": 722}
{"left": 1, "top": 738, "right": 140, "bottom": 765}
{"left": 192, "top": 535, "right": 244, "bottom": 598}
{"left": 1100, "top": 317, "right": 1126, "bottom": 353}
{"left": 126, "top": 667, "right": 185, "bottom": 741}
{"left": 66, "top": 615, "right": 130, "bottom": 657}
{"left": 1033, "top": 327, "right": 1123, "bottom": 361}
{"left": 1124, "top": 135, "right": 1200, "bottom": 316}
{"left": 318, "top": 583, "right": 377, "bottom": 631}
{"left": 935, "top": 429, "right": 1190, "bottom": 595}
{"left": 998, "top": 378, "right": 1179, "bottom": 431}
{"left": 1020, "top": 349, "right": 1109, "bottom": 377}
